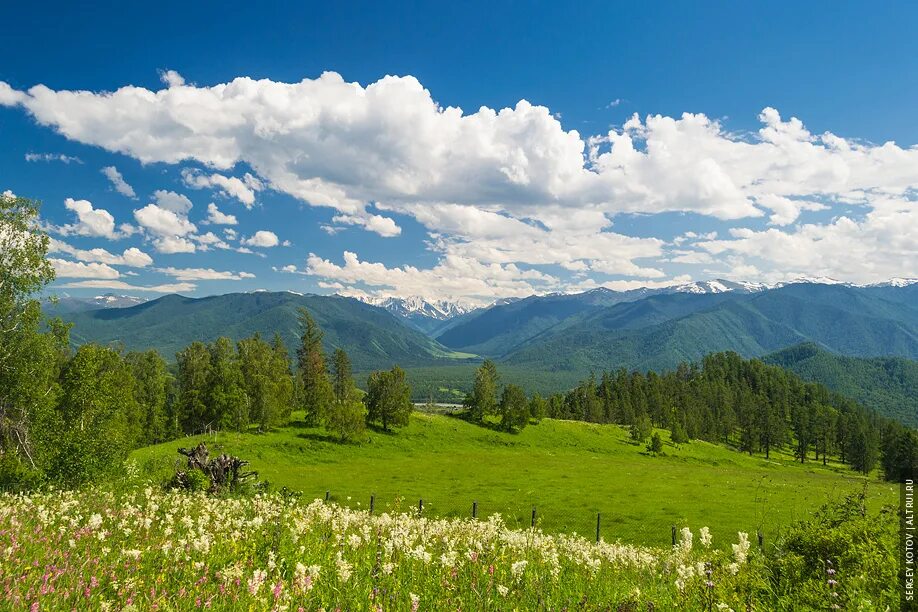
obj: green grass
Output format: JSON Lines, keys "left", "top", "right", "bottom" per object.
{"left": 132, "top": 412, "right": 896, "bottom": 548}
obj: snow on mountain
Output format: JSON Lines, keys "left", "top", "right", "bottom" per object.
{"left": 773, "top": 276, "right": 851, "bottom": 288}
{"left": 358, "top": 296, "right": 480, "bottom": 321}
{"left": 865, "top": 277, "right": 918, "bottom": 288}
{"left": 89, "top": 294, "right": 147, "bottom": 308}
{"left": 671, "top": 279, "right": 767, "bottom": 294}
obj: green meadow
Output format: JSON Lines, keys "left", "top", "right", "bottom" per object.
{"left": 132, "top": 411, "right": 896, "bottom": 548}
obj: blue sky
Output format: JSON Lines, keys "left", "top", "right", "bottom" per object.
{"left": 2, "top": 1, "right": 916, "bottom": 302}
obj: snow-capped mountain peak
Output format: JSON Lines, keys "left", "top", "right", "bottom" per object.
{"left": 90, "top": 294, "right": 147, "bottom": 308}
{"left": 357, "top": 296, "right": 479, "bottom": 321}
{"left": 671, "top": 279, "right": 767, "bottom": 294}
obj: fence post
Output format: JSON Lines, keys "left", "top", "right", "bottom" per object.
{"left": 671, "top": 525, "right": 676, "bottom": 547}
{"left": 757, "top": 530, "right": 763, "bottom": 549}
{"left": 596, "top": 513, "right": 601, "bottom": 543}
{"left": 370, "top": 494, "right": 375, "bottom": 514}
{"left": 418, "top": 498, "right": 423, "bottom": 514}
{"left": 472, "top": 501, "right": 477, "bottom": 519}
{"left": 325, "top": 490, "right": 330, "bottom": 502}
{"left": 531, "top": 507, "right": 537, "bottom": 528}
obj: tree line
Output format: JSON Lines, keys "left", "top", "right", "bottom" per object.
{"left": 462, "top": 353, "right": 916, "bottom": 482}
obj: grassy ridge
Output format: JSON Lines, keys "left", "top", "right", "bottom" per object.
{"left": 132, "top": 412, "right": 895, "bottom": 548}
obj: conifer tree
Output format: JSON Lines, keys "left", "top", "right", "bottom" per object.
{"left": 296, "top": 308, "right": 333, "bottom": 425}
{"left": 465, "top": 359, "right": 499, "bottom": 422}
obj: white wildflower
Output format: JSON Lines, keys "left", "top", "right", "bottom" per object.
{"left": 732, "top": 531, "right": 750, "bottom": 564}
{"left": 699, "top": 526, "right": 712, "bottom": 548}
{"left": 511, "top": 560, "right": 528, "bottom": 578}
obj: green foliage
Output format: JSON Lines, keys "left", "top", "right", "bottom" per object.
{"left": 497, "top": 384, "right": 529, "bottom": 432}
{"left": 53, "top": 344, "right": 139, "bottom": 486}
{"left": 126, "top": 350, "right": 171, "bottom": 444}
{"left": 331, "top": 347, "right": 352, "bottom": 403}
{"left": 764, "top": 489, "right": 898, "bottom": 610}
{"left": 670, "top": 420, "right": 689, "bottom": 445}
{"left": 296, "top": 308, "right": 333, "bottom": 426}
{"left": 364, "top": 366, "right": 413, "bottom": 431}
{"left": 327, "top": 398, "right": 367, "bottom": 443}
{"left": 465, "top": 359, "right": 499, "bottom": 422}
{"left": 528, "top": 393, "right": 548, "bottom": 422}
{"left": 629, "top": 412, "right": 652, "bottom": 442}
{"left": 647, "top": 431, "right": 663, "bottom": 455}
{"left": 168, "top": 466, "right": 211, "bottom": 492}
{"left": 765, "top": 342, "right": 918, "bottom": 426}
{"left": 238, "top": 334, "right": 293, "bottom": 431}
{"left": 176, "top": 341, "right": 214, "bottom": 433}
{"left": 0, "top": 195, "right": 63, "bottom": 482}
{"left": 881, "top": 424, "right": 918, "bottom": 482}
{"left": 209, "top": 337, "right": 248, "bottom": 431}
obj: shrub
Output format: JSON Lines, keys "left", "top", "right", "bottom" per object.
{"left": 763, "top": 487, "right": 898, "bottom": 610}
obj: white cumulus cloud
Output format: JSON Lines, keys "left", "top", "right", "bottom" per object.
{"left": 241, "top": 230, "right": 279, "bottom": 248}
{"left": 205, "top": 202, "right": 238, "bottom": 225}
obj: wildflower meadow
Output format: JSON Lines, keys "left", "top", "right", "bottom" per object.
{"left": 0, "top": 486, "right": 772, "bottom": 611}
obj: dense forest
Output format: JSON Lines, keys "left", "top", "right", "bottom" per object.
{"left": 461, "top": 354, "right": 916, "bottom": 481}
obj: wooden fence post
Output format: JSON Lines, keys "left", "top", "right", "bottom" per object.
{"left": 531, "top": 507, "right": 537, "bottom": 528}
{"left": 472, "top": 501, "right": 477, "bottom": 519}
{"left": 757, "top": 530, "right": 763, "bottom": 549}
{"left": 325, "top": 490, "right": 330, "bottom": 502}
{"left": 370, "top": 494, "right": 374, "bottom": 514}
{"left": 418, "top": 498, "right": 423, "bottom": 514}
{"left": 671, "top": 525, "right": 677, "bottom": 547}
{"left": 596, "top": 513, "right": 601, "bottom": 543}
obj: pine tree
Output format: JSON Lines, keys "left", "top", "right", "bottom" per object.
{"left": 629, "top": 411, "right": 652, "bottom": 442}
{"left": 465, "top": 359, "right": 499, "bottom": 422}
{"left": 296, "top": 308, "right": 333, "bottom": 426}
{"left": 671, "top": 420, "right": 689, "bottom": 445}
{"left": 647, "top": 431, "right": 664, "bottom": 455}
{"left": 332, "top": 348, "right": 353, "bottom": 403}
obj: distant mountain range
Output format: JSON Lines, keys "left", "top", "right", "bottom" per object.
{"left": 499, "top": 283, "right": 918, "bottom": 371}
{"left": 44, "top": 293, "right": 149, "bottom": 314}
{"left": 45, "top": 278, "right": 918, "bottom": 391}
{"left": 53, "top": 292, "right": 471, "bottom": 371}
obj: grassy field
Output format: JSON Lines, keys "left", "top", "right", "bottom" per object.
{"left": 132, "top": 412, "right": 896, "bottom": 548}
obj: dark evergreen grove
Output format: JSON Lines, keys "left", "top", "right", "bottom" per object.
{"left": 534, "top": 353, "right": 913, "bottom": 480}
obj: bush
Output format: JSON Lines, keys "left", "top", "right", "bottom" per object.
{"left": 169, "top": 468, "right": 211, "bottom": 492}
{"left": 763, "top": 487, "right": 898, "bottom": 610}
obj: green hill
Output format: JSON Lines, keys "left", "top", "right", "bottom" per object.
{"left": 505, "top": 285, "right": 918, "bottom": 373}
{"left": 58, "top": 292, "right": 473, "bottom": 371}
{"left": 132, "top": 411, "right": 894, "bottom": 548}
{"left": 764, "top": 343, "right": 918, "bottom": 426}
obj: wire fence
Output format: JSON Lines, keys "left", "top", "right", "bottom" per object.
{"left": 300, "top": 489, "right": 769, "bottom": 550}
